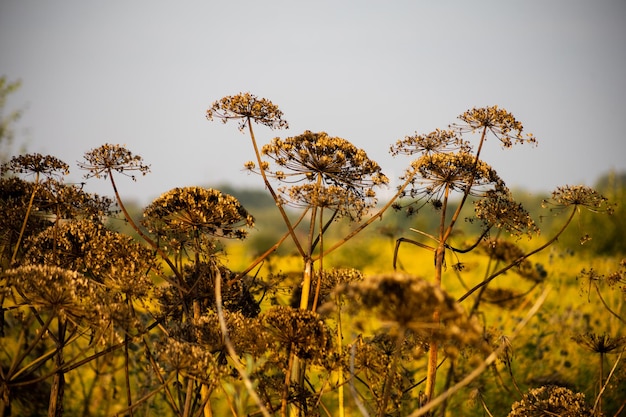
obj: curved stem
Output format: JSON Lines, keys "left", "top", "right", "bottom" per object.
{"left": 231, "top": 209, "right": 309, "bottom": 284}
{"left": 458, "top": 206, "right": 577, "bottom": 303}
{"left": 11, "top": 172, "right": 39, "bottom": 265}
{"left": 247, "top": 119, "right": 305, "bottom": 257}
{"left": 214, "top": 265, "right": 271, "bottom": 417}
{"left": 311, "top": 208, "right": 324, "bottom": 312}
{"left": 107, "top": 168, "right": 185, "bottom": 291}
{"left": 314, "top": 166, "right": 418, "bottom": 261}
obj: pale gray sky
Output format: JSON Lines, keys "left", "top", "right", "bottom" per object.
{"left": 1, "top": 1, "right": 625, "bottom": 205}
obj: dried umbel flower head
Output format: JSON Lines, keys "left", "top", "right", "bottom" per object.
{"left": 172, "top": 262, "right": 260, "bottom": 318}
{"left": 261, "top": 130, "right": 388, "bottom": 219}
{"left": 572, "top": 332, "right": 626, "bottom": 354}
{"left": 142, "top": 187, "right": 254, "bottom": 247}
{"left": 4, "top": 265, "right": 107, "bottom": 327}
{"left": 543, "top": 185, "right": 614, "bottom": 214}
{"left": 507, "top": 385, "right": 593, "bottom": 417}
{"left": 474, "top": 188, "right": 539, "bottom": 238}
{"left": 1, "top": 153, "right": 69, "bottom": 179}
{"left": 338, "top": 273, "right": 484, "bottom": 357}
{"left": 390, "top": 129, "right": 471, "bottom": 157}
{"left": 24, "top": 220, "right": 155, "bottom": 297}
{"left": 206, "top": 92, "right": 289, "bottom": 131}
{"left": 156, "top": 337, "right": 220, "bottom": 381}
{"left": 454, "top": 106, "right": 537, "bottom": 147}
{"left": 262, "top": 306, "right": 332, "bottom": 363}
{"left": 79, "top": 143, "right": 150, "bottom": 180}
{"left": 399, "top": 152, "right": 505, "bottom": 212}
{"left": 44, "top": 183, "right": 114, "bottom": 221}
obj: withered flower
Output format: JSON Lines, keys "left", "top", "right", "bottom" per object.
{"left": 1, "top": 153, "right": 69, "bottom": 179}
{"left": 480, "top": 240, "right": 547, "bottom": 283}
{"left": 143, "top": 187, "right": 254, "bottom": 251}
{"left": 338, "top": 273, "right": 484, "bottom": 358}
{"left": 572, "top": 332, "right": 626, "bottom": 354}
{"left": 261, "top": 130, "right": 388, "bottom": 219}
{"left": 206, "top": 92, "right": 289, "bottom": 131}
{"left": 507, "top": 385, "right": 593, "bottom": 417}
{"left": 262, "top": 306, "right": 331, "bottom": 363}
{"left": 543, "top": 185, "right": 614, "bottom": 214}
{"left": 24, "top": 219, "right": 155, "bottom": 297}
{"left": 4, "top": 265, "right": 108, "bottom": 328}
{"left": 390, "top": 128, "right": 470, "bottom": 156}
{"left": 474, "top": 188, "right": 538, "bottom": 238}
{"left": 79, "top": 143, "right": 150, "bottom": 180}
{"left": 399, "top": 152, "right": 505, "bottom": 212}
{"left": 454, "top": 106, "right": 537, "bottom": 147}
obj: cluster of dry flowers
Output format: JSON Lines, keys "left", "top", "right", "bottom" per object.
{"left": 0, "top": 93, "right": 620, "bottom": 417}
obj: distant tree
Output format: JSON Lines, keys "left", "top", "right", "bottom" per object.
{"left": 0, "top": 76, "right": 24, "bottom": 163}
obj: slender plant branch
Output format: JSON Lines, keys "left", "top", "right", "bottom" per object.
{"left": 458, "top": 206, "right": 577, "bottom": 303}
{"left": 214, "top": 265, "right": 271, "bottom": 417}
{"left": 106, "top": 168, "right": 186, "bottom": 292}
{"left": 11, "top": 172, "right": 39, "bottom": 265}
{"left": 314, "top": 166, "right": 418, "bottom": 260}
{"left": 593, "top": 282, "right": 626, "bottom": 324}
{"left": 247, "top": 119, "right": 305, "bottom": 258}
{"left": 592, "top": 347, "right": 623, "bottom": 416}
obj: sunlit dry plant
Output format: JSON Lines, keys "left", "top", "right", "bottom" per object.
{"left": 390, "top": 128, "right": 471, "bottom": 156}
{"left": 1, "top": 153, "right": 69, "bottom": 179}
{"left": 262, "top": 306, "right": 332, "bottom": 363}
{"left": 396, "top": 152, "right": 505, "bottom": 215}
{"left": 79, "top": 143, "right": 150, "bottom": 180}
{"left": 480, "top": 240, "right": 547, "bottom": 283}
{"left": 474, "top": 188, "right": 539, "bottom": 238}
{"left": 4, "top": 265, "right": 107, "bottom": 327}
{"left": 572, "top": 332, "right": 626, "bottom": 355}
{"left": 142, "top": 187, "right": 254, "bottom": 255}
{"left": 507, "top": 385, "right": 593, "bottom": 417}
{"left": 158, "top": 261, "right": 260, "bottom": 320}
{"left": 348, "top": 334, "right": 413, "bottom": 414}
{"left": 338, "top": 273, "right": 485, "bottom": 357}
{"left": 2, "top": 154, "right": 71, "bottom": 265}
{"left": 261, "top": 130, "right": 388, "bottom": 219}
{"left": 24, "top": 220, "right": 155, "bottom": 297}
{"left": 453, "top": 106, "right": 537, "bottom": 148}
{"left": 0, "top": 178, "right": 49, "bottom": 263}
{"left": 206, "top": 92, "right": 289, "bottom": 131}
{"left": 156, "top": 337, "right": 220, "bottom": 382}
{"left": 41, "top": 181, "right": 114, "bottom": 221}
{"left": 543, "top": 185, "right": 615, "bottom": 214}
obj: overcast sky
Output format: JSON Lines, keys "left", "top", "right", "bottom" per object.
{"left": 1, "top": 1, "right": 625, "bottom": 205}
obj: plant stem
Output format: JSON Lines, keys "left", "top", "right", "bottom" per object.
{"left": 11, "top": 172, "right": 39, "bottom": 265}
{"left": 214, "top": 265, "right": 271, "bottom": 417}
{"left": 247, "top": 119, "right": 305, "bottom": 257}
{"left": 458, "top": 206, "right": 577, "bottom": 303}
{"left": 106, "top": 168, "right": 186, "bottom": 291}
{"left": 315, "top": 166, "right": 417, "bottom": 260}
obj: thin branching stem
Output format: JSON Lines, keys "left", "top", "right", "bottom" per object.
{"left": 315, "top": 166, "right": 418, "bottom": 260}
{"left": 106, "top": 167, "right": 186, "bottom": 291}
{"left": 214, "top": 265, "right": 271, "bottom": 417}
{"left": 10, "top": 172, "right": 39, "bottom": 265}
{"left": 458, "top": 206, "right": 577, "bottom": 303}
{"left": 247, "top": 118, "right": 305, "bottom": 257}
